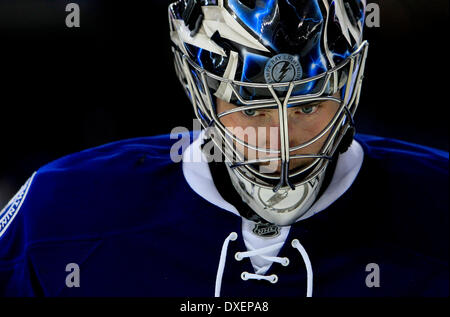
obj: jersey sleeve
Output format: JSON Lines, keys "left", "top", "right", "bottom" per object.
{"left": 0, "top": 173, "right": 39, "bottom": 296}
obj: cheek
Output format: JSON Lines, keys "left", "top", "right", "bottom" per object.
{"left": 288, "top": 119, "right": 323, "bottom": 146}
{"left": 220, "top": 114, "right": 248, "bottom": 136}
{"left": 219, "top": 114, "right": 251, "bottom": 148}
{"left": 218, "top": 114, "right": 235, "bottom": 128}
{"left": 295, "top": 125, "right": 332, "bottom": 158}
{"left": 220, "top": 113, "right": 246, "bottom": 128}
{"left": 292, "top": 106, "right": 338, "bottom": 141}
{"left": 217, "top": 103, "right": 245, "bottom": 129}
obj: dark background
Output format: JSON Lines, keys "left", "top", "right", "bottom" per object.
{"left": 0, "top": 0, "right": 448, "bottom": 207}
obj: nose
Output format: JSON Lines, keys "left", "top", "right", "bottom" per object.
{"left": 263, "top": 109, "right": 302, "bottom": 151}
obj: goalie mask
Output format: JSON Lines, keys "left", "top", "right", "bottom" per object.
{"left": 169, "top": 0, "right": 369, "bottom": 226}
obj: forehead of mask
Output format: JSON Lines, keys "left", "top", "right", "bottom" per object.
{"left": 185, "top": 0, "right": 360, "bottom": 103}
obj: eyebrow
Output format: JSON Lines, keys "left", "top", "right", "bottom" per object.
{"left": 287, "top": 101, "right": 321, "bottom": 108}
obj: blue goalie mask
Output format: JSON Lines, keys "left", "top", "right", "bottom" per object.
{"left": 169, "top": 0, "right": 369, "bottom": 213}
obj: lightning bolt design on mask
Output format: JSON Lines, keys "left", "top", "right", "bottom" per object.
{"left": 277, "top": 61, "right": 292, "bottom": 82}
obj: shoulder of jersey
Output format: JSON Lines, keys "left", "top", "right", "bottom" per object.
{"left": 0, "top": 131, "right": 197, "bottom": 241}
{"left": 39, "top": 131, "right": 196, "bottom": 173}
{"left": 354, "top": 134, "right": 448, "bottom": 262}
{"left": 355, "top": 133, "right": 449, "bottom": 173}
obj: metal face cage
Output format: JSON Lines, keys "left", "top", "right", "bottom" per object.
{"left": 173, "top": 40, "right": 369, "bottom": 192}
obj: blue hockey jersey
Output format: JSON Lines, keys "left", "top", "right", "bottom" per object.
{"left": 0, "top": 131, "right": 448, "bottom": 297}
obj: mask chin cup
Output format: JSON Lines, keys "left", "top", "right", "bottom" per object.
{"left": 226, "top": 162, "right": 327, "bottom": 226}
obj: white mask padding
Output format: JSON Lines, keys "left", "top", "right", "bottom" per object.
{"left": 201, "top": 5, "right": 270, "bottom": 53}
{"left": 214, "top": 50, "right": 239, "bottom": 103}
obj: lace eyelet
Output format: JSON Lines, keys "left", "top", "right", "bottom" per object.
{"left": 235, "top": 252, "right": 243, "bottom": 261}
{"left": 282, "top": 257, "right": 290, "bottom": 266}
{"left": 241, "top": 272, "right": 249, "bottom": 281}
{"left": 229, "top": 232, "right": 238, "bottom": 241}
{"left": 270, "top": 274, "right": 278, "bottom": 284}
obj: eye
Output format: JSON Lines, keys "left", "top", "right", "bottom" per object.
{"left": 299, "top": 104, "right": 319, "bottom": 115}
{"left": 243, "top": 109, "right": 259, "bottom": 117}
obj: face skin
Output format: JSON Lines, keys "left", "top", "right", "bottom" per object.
{"left": 216, "top": 93, "right": 340, "bottom": 174}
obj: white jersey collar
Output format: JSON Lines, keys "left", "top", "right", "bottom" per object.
{"left": 182, "top": 130, "right": 364, "bottom": 223}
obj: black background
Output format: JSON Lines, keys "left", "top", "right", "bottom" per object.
{"left": 0, "top": 0, "right": 448, "bottom": 207}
